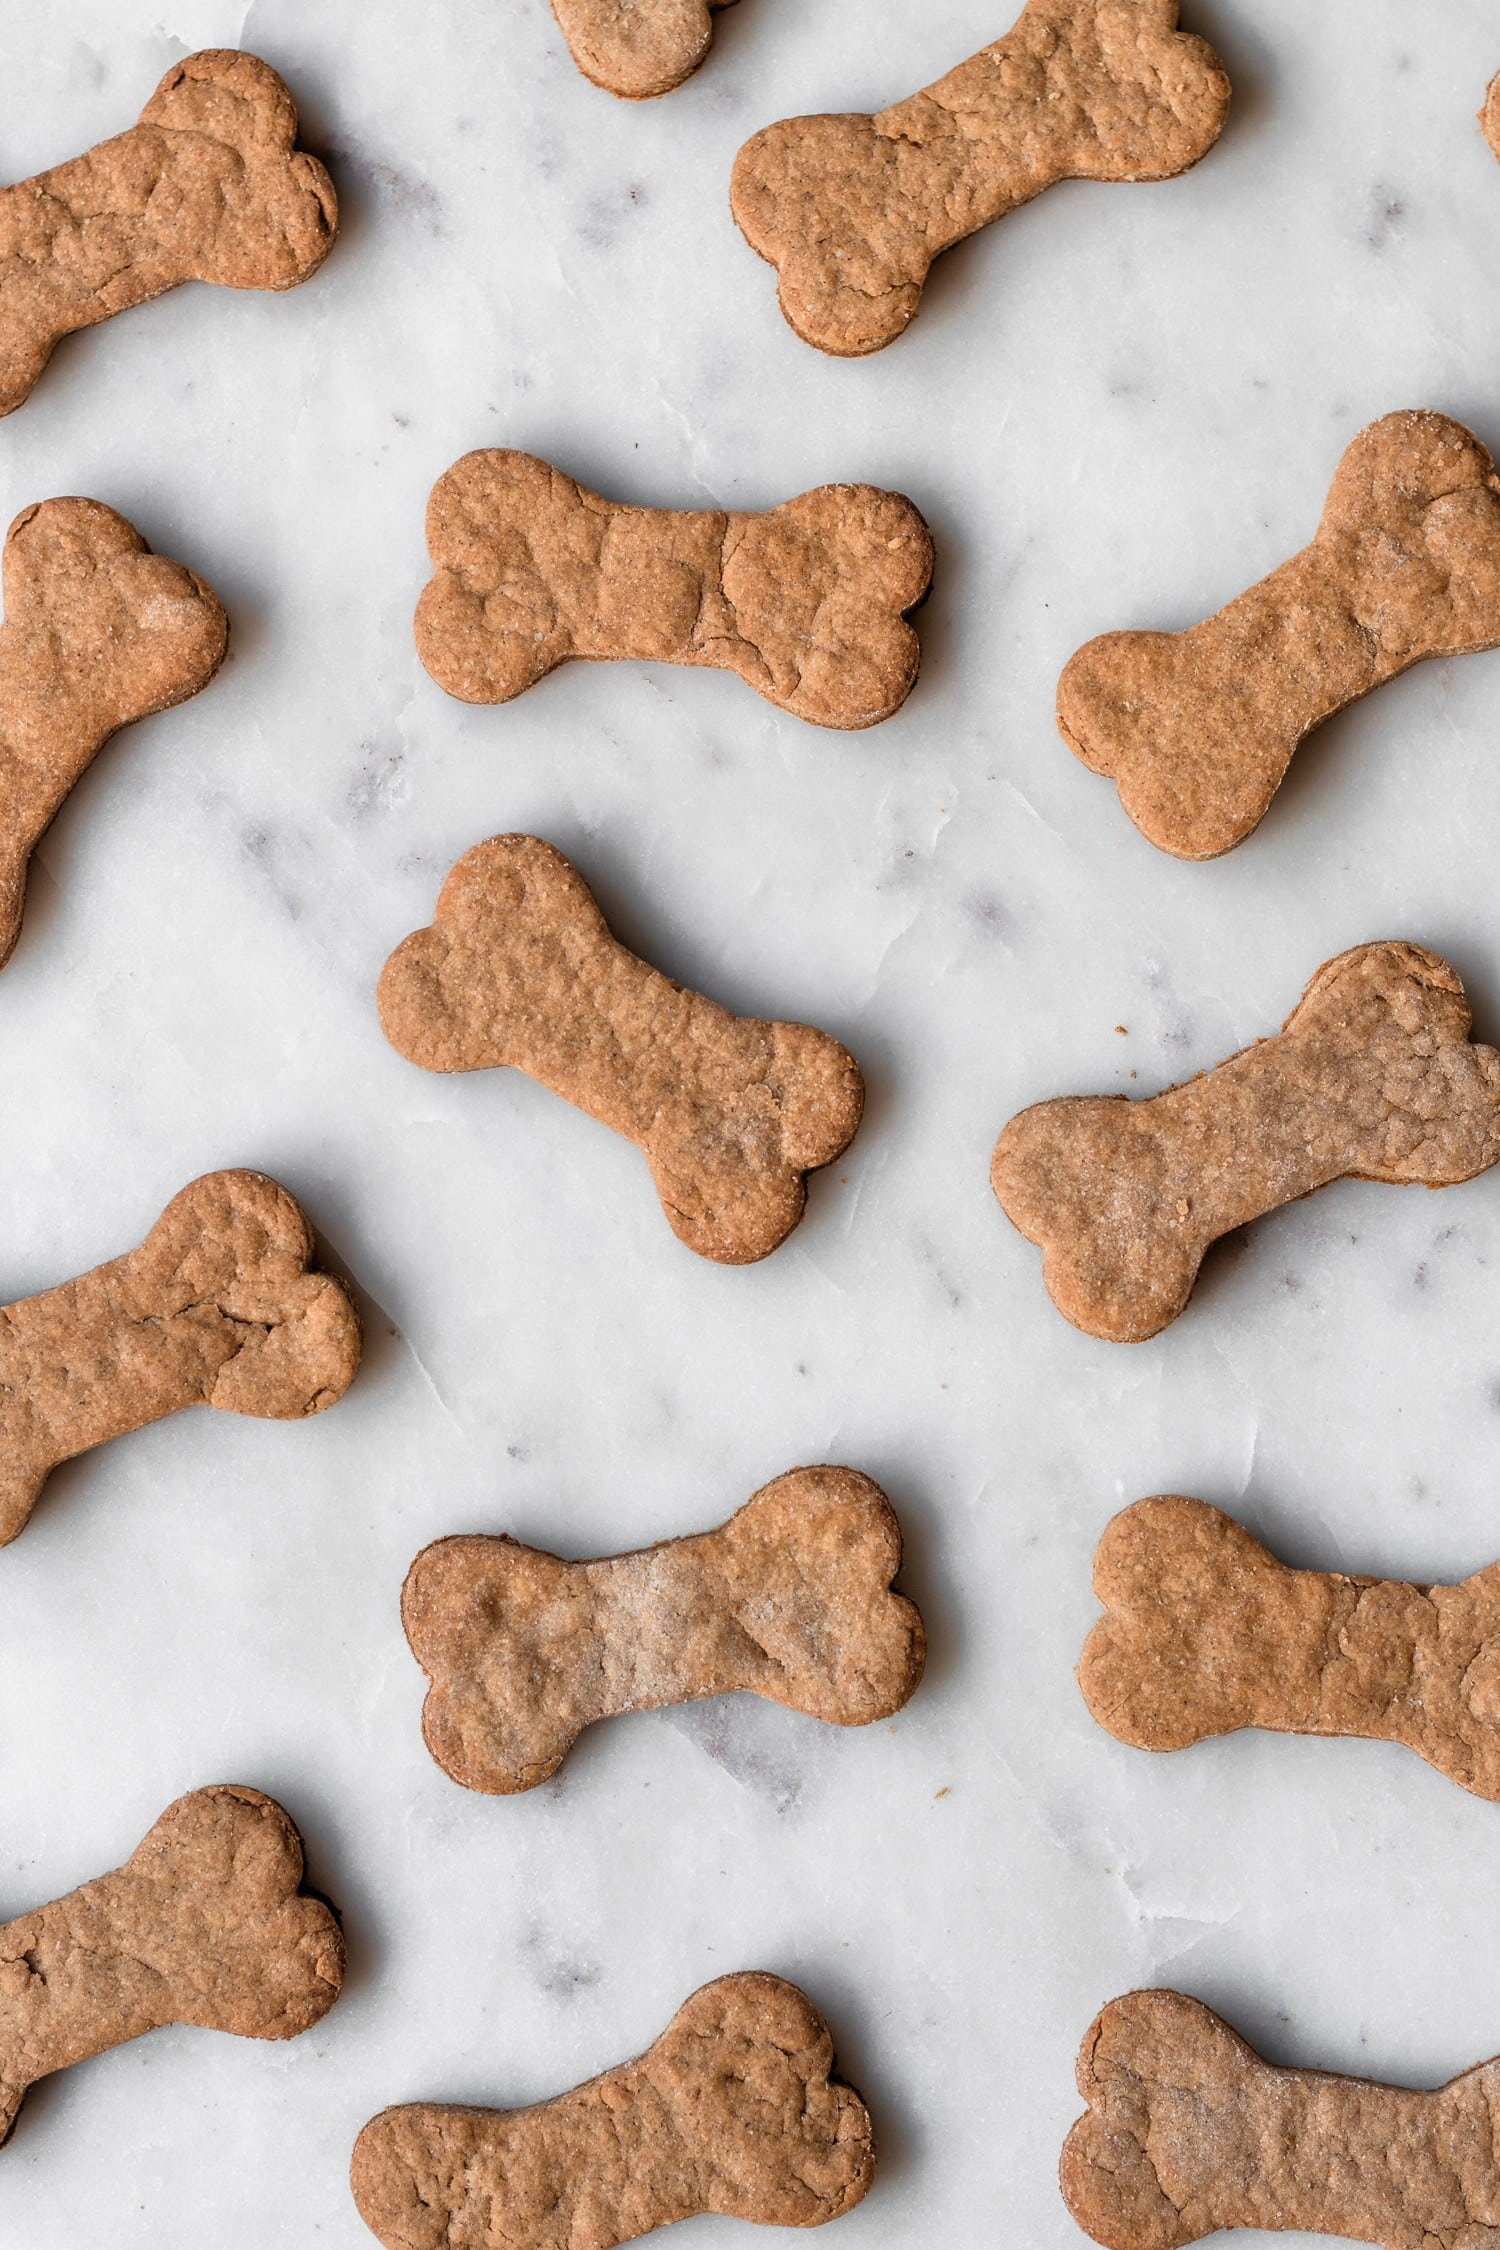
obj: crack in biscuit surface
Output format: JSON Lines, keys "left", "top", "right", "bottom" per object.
{"left": 730, "top": 0, "right": 1228, "bottom": 356}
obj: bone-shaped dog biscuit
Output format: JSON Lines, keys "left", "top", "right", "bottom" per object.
{"left": 1063, "top": 1988, "right": 1500, "bottom": 2250}
{"left": 415, "top": 451, "right": 933, "bottom": 729}
{"left": 0, "top": 497, "right": 227, "bottom": 969}
{"left": 730, "top": 0, "right": 1229, "bottom": 359}
{"left": 551, "top": 0, "right": 739, "bottom": 98}
{"left": 378, "top": 835, "right": 864, "bottom": 1264}
{"left": 1082, "top": 1495, "right": 1500, "bottom": 1803}
{"left": 991, "top": 941, "right": 1500, "bottom": 1343}
{"left": 351, "top": 1971, "right": 874, "bottom": 2249}
{"left": 0, "top": 1169, "right": 361, "bottom": 1547}
{"left": 0, "top": 1784, "right": 343, "bottom": 2146}
{"left": 1058, "top": 411, "right": 1500, "bottom": 858}
{"left": 0, "top": 49, "right": 337, "bottom": 418}
{"left": 1484, "top": 73, "right": 1500, "bottom": 164}
{"left": 403, "top": 1467, "right": 926, "bottom": 1793}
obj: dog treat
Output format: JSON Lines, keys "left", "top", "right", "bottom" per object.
{"left": 1063, "top": 1987, "right": 1500, "bottom": 2250}
{"left": 991, "top": 940, "right": 1500, "bottom": 1343}
{"left": 730, "top": 0, "right": 1229, "bottom": 358}
{"left": 1058, "top": 410, "right": 1500, "bottom": 858}
{"left": 1081, "top": 1494, "right": 1500, "bottom": 1802}
{"left": 0, "top": 497, "right": 227, "bottom": 969}
{"left": 0, "top": 48, "right": 337, "bottom": 418}
{"left": 0, "top": 1785, "right": 343, "bottom": 2146}
{"left": 378, "top": 834, "right": 864, "bottom": 1264}
{"left": 551, "top": 0, "right": 738, "bottom": 98}
{"left": 351, "top": 1970, "right": 874, "bottom": 2249}
{"left": 403, "top": 1466, "right": 926, "bottom": 1794}
{"left": 1483, "top": 72, "right": 1500, "bottom": 161}
{"left": 415, "top": 450, "right": 933, "bottom": 729}
{"left": 0, "top": 1169, "right": 361, "bottom": 1547}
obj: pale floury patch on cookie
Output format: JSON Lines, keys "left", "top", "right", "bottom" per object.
{"left": 1059, "top": 411, "right": 1500, "bottom": 858}
{"left": 0, "top": 1170, "right": 362, "bottom": 1548}
{"left": 991, "top": 941, "right": 1500, "bottom": 1343}
{"left": 551, "top": 0, "right": 738, "bottom": 99}
{"left": 0, "top": 498, "right": 227, "bottom": 969}
{"left": 403, "top": 1467, "right": 926, "bottom": 1793}
{"left": 351, "top": 1971, "right": 874, "bottom": 2250}
{"left": 1082, "top": 1495, "right": 1500, "bottom": 1802}
{"left": 378, "top": 835, "right": 865, "bottom": 1264}
{"left": 730, "top": 0, "right": 1229, "bottom": 358}
{"left": 0, "top": 49, "right": 338, "bottom": 417}
{"left": 1063, "top": 1988, "right": 1500, "bottom": 2250}
{"left": 415, "top": 450, "right": 933, "bottom": 730}
{"left": 0, "top": 1786, "right": 344, "bottom": 2146}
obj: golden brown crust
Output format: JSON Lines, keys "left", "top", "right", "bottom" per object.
{"left": 377, "top": 835, "right": 864, "bottom": 1264}
{"left": 0, "top": 1786, "right": 344, "bottom": 2146}
{"left": 730, "top": 0, "right": 1229, "bottom": 358}
{"left": 0, "top": 1169, "right": 362, "bottom": 1547}
{"left": 402, "top": 1466, "right": 926, "bottom": 1793}
{"left": 0, "top": 49, "right": 338, "bottom": 417}
{"left": 550, "top": 0, "right": 738, "bottom": 98}
{"left": 990, "top": 940, "right": 1500, "bottom": 1342}
{"left": 350, "top": 1971, "right": 874, "bottom": 2249}
{"left": 0, "top": 498, "right": 227, "bottom": 969}
{"left": 1081, "top": 1496, "right": 1500, "bottom": 1801}
{"left": 1058, "top": 411, "right": 1500, "bottom": 858}
{"left": 415, "top": 451, "right": 932, "bottom": 729}
{"left": 1062, "top": 1988, "right": 1500, "bottom": 2250}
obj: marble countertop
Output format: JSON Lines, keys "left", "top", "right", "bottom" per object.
{"left": 3, "top": 1, "right": 1500, "bottom": 2244}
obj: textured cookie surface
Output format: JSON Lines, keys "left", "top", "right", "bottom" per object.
{"left": 0, "top": 1169, "right": 361, "bottom": 1546}
{"left": 1063, "top": 1987, "right": 1500, "bottom": 2250}
{"left": 0, "top": 497, "right": 227, "bottom": 968}
{"left": 403, "top": 1466, "right": 926, "bottom": 1792}
{"left": 0, "top": 1785, "right": 344, "bottom": 2145}
{"left": 1484, "top": 71, "right": 1500, "bottom": 161}
{"left": 1058, "top": 411, "right": 1500, "bottom": 857}
{"left": 0, "top": 48, "right": 337, "bottom": 416}
{"left": 551, "top": 0, "right": 738, "bottom": 97}
{"left": 992, "top": 941, "right": 1500, "bottom": 1341}
{"left": 378, "top": 835, "right": 864, "bottom": 1263}
{"left": 351, "top": 1971, "right": 874, "bottom": 2248}
{"left": 416, "top": 450, "right": 932, "bottom": 728}
{"left": 731, "top": 0, "right": 1229, "bottom": 356}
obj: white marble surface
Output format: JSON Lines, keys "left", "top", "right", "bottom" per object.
{"left": 2, "top": 0, "right": 1500, "bottom": 2243}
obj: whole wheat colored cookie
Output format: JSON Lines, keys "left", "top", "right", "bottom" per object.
{"left": 1058, "top": 410, "right": 1500, "bottom": 858}
{"left": 991, "top": 941, "right": 1500, "bottom": 1343}
{"left": 1483, "top": 72, "right": 1500, "bottom": 162}
{"left": 378, "top": 835, "right": 864, "bottom": 1264}
{"left": 0, "top": 49, "right": 337, "bottom": 418}
{"left": 1063, "top": 1988, "right": 1500, "bottom": 2250}
{"left": 730, "top": 0, "right": 1229, "bottom": 358}
{"left": 0, "top": 496, "right": 227, "bottom": 969}
{"left": 0, "top": 1169, "right": 361, "bottom": 1547}
{"left": 1082, "top": 1496, "right": 1500, "bottom": 1802}
{"left": 416, "top": 450, "right": 933, "bottom": 729}
{"left": 351, "top": 1971, "right": 874, "bottom": 2250}
{"left": 0, "top": 1785, "right": 343, "bottom": 2147}
{"left": 551, "top": 0, "right": 738, "bottom": 98}
{"left": 403, "top": 1466, "right": 926, "bottom": 1794}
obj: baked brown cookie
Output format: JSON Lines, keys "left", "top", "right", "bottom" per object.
{"left": 1082, "top": 1495, "right": 1500, "bottom": 1801}
{"left": 991, "top": 941, "right": 1500, "bottom": 1342}
{"left": 551, "top": 0, "right": 738, "bottom": 98}
{"left": 0, "top": 1785, "right": 344, "bottom": 2147}
{"left": 0, "top": 497, "right": 227, "bottom": 969}
{"left": 1058, "top": 411, "right": 1500, "bottom": 858}
{"left": 416, "top": 450, "right": 933, "bottom": 729}
{"left": 403, "top": 1466, "right": 926, "bottom": 1793}
{"left": 1063, "top": 1988, "right": 1500, "bottom": 2250}
{"left": 0, "top": 49, "right": 337, "bottom": 418}
{"left": 730, "top": 0, "right": 1229, "bottom": 358}
{"left": 351, "top": 1971, "right": 874, "bottom": 2249}
{"left": 378, "top": 835, "right": 864, "bottom": 1264}
{"left": 0, "top": 1170, "right": 361, "bottom": 1547}
{"left": 1483, "top": 71, "right": 1500, "bottom": 161}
